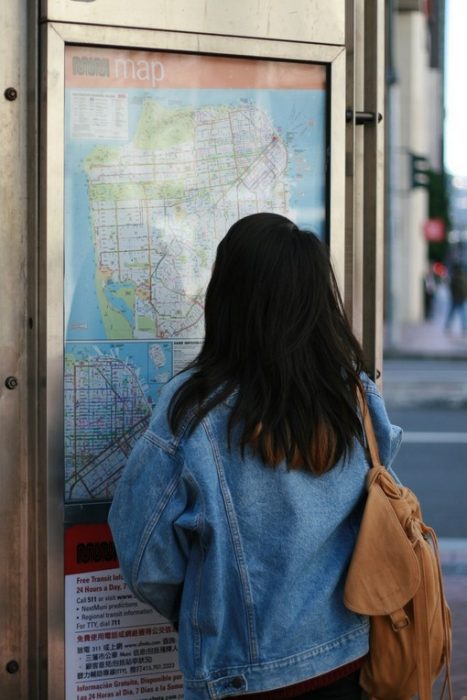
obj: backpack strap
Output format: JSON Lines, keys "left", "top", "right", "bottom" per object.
{"left": 356, "top": 387, "right": 382, "bottom": 470}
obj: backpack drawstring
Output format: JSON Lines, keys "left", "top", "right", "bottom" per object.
{"left": 422, "top": 525, "right": 453, "bottom": 700}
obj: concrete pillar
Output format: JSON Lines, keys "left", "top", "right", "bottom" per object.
{"left": 392, "top": 10, "right": 430, "bottom": 324}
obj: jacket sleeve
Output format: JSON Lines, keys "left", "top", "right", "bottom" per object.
{"left": 362, "top": 375, "right": 403, "bottom": 475}
{"left": 108, "top": 432, "right": 200, "bottom": 625}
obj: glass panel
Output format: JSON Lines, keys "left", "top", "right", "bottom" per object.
{"left": 63, "top": 46, "right": 327, "bottom": 505}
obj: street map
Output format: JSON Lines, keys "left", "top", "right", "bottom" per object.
{"left": 64, "top": 47, "right": 327, "bottom": 502}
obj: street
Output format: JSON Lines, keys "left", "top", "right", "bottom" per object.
{"left": 383, "top": 358, "right": 467, "bottom": 538}
{"left": 384, "top": 406, "right": 467, "bottom": 537}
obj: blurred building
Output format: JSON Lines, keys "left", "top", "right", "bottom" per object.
{"left": 386, "top": 0, "right": 447, "bottom": 344}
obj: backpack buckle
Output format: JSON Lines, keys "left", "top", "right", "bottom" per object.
{"left": 390, "top": 610, "right": 410, "bottom": 632}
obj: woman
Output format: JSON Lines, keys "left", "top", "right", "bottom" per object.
{"left": 109, "top": 213, "right": 402, "bottom": 700}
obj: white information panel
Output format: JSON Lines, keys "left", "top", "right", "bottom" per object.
{"left": 65, "top": 524, "right": 183, "bottom": 700}
{"left": 63, "top": 46, "right": 327, "bottom": 505}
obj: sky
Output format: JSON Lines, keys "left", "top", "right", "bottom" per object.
{"left": 444, "top": 0, "right": 467, "bottom": 176}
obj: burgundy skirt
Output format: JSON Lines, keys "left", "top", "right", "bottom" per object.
{"left": 240, "top": 656, "right": 365, "bottom": 700}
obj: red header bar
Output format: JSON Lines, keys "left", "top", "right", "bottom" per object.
{"left": 65, "top": 46, "right": 326, "bottom": 90}
{"left": 65, "top": 523, "right": 119, "bottom": 575}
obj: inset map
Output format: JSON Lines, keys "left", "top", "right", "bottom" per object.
{"left": 64, "top": 342, "right": 171, "bottom": 502}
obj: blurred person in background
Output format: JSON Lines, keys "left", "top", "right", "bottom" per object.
{"left": 444, "top": 262, "right": 467, "bottom": 335}
{"left": 423, "top": 266, "right": 438, "bottom": 320}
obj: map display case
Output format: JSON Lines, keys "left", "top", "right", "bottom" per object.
{"left": 42, "top": 21, "right": 346, "bottom": 700}
{"left": 63, "top": 45, "right": 328, "bottom": 508}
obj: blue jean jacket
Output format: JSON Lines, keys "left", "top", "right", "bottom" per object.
{"left": 108, "top": 374, "right": 402, "bottom": 700}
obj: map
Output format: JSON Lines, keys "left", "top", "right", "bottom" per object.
{"left": 64, "top": 343, "right": 174, "bottom": 502}
{"left": 82, "top": 101, "right": 290, "bottom": 340}
{"left": 64, "top": 47, "right": 327, "bottom": 502}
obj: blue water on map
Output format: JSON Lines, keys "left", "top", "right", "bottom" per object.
{"left": 64, "top": 154, "right": 106, "bottom": 340}
{"left": 103, "top": 282, "right": 136, "bottom": 328}
{"left": 65, "top": 341, "right": 172, "bottom": 406}
{"left": 147, "top": 341, "right": 173, "bottom": 400}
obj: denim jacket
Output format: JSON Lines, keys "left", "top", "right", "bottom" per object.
{"left": 108, "top": 373, "right": 402, "bottom": 700}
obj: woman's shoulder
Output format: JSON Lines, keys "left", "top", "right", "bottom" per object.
{"left": 359, "top": 371, "right": 390, "bottom": 424}
{"left": 359, "top": 371, "right": 380, "bottom": 397}
{"left": 157, "top": 369, "right": 194, "bottom": 403}
{"left": 359, "top": 371, "right": 402, "bottom": 470}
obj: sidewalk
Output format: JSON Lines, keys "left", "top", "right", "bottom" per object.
{"left": 385, "top": 284, "right": 467, "bottom": 360}
{"left": 386, "top": 319, "right": 467, "bottom": 358}
{"left": 383, "top": 287, "right": 467, "bottom": 407}
{"left": 385, "top": 317, "right": 467, "bottom": 359}
{"left": 439, "top": 541, "right": 467, "bottom": 697}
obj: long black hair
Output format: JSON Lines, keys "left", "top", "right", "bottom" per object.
{"left": 169, "top": 212, "right": 367, "bottom": 474}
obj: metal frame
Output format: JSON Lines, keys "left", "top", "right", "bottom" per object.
{"left": 344, "top": 0, "right": 386, "bottom": 384}
{"left": 345, "top": 0, "right": 357, "bottom": 326}
{"left": 0, "top": 0, "right": 37, "bottom": 698}
{"left": 362, "top": 1, "right": 385, "bottom": 383}
{"left": 41, "top": 22, "right": 67, "bottom": 700}
{"left": 42, "top": 0, "right": 345, "bottom": 45}
{"left": 42, "top": 21, "right": 347, "bottom": 699}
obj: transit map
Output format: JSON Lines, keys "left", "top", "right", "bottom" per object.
{"left": 64, "top": 46, "right": 327, "bottom": 503}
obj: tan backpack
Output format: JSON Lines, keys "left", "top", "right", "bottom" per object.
{"left": 344, "top": 393, "right": 452, "bottom": 700}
